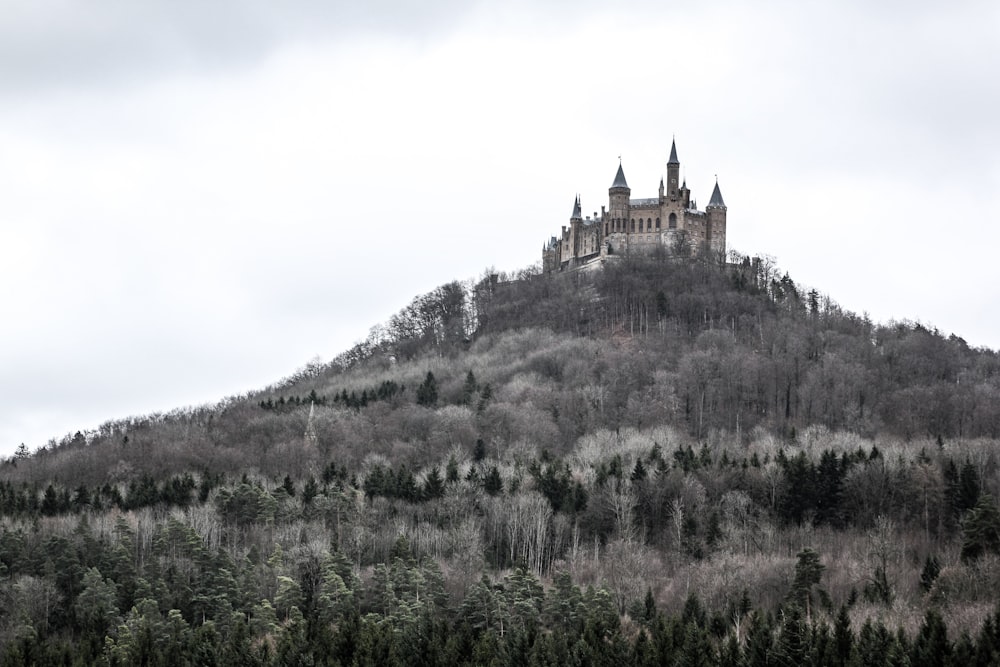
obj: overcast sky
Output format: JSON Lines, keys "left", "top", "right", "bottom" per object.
{"left": 2, "top": 0, "right": 998, "bottom": 456}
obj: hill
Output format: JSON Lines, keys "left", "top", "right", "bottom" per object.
{"left": 2, "top": 250, "right": 1000, "bottom": 665}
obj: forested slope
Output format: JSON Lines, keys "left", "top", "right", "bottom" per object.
{"left": 2, "top": 251, "right": 1000, "bottom": 666}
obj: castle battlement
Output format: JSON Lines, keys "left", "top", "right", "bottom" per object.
{"left": 543, "top": 139, "right": 727, "bottom": 273}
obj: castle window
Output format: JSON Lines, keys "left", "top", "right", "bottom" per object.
{"left": 647, "top": 218, "right": 652, "bottom": 230}
{"left": 605, "top": 223, "right": 608, "bottom": 235}
{"left": 669, "top": 213, "right": 677, "bottom": 229}
{"left": 630, "top": 219, "right": 635, "bottom": 232}
{"left": 656, "top": 217, "right": 661, "bottom": 230}
{"left": 706, "top": 221, "right": 712, "bottom": 241}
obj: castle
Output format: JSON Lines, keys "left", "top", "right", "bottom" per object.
{"left": 543, "top": 139, "right": 727, "bottom": 272}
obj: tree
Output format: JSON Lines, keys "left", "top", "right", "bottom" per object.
{"left": 446, "top": 456, "right": 460, "bottom": 484}
{"left": 75, "top": 568, "right": 120, "bottom": 638}
{"left": 462, "top": 370, "right": 478, "bottom": 405}
{"left": 788, "top": 547, "right": 825, "bottom": 623}
{"left": 417, "top": 372, "right": 438, "bottom": 407}
{"left": 423, "top": 467, "right": 445, "bottom": 500}
{"left": 484, "top": 467, "right": 503, "bottom": 496}
{"left": 919, "top": 555, "right": 941, "bottom": 593}
{"left": 961, "top": 494, "right": 1000, "bottom": 563}
{"left": 911, "top": 609, "right": 951, "bottom": 666}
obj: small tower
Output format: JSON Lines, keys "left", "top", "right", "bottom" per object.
{"left": 608, "top": 162, "right": 630, "bottom": 236}
{"left": 706, "top": 178, "right": 727, "bottom": 254}
{"left": 666, "top": 138, "right": 680, "bottom": 200}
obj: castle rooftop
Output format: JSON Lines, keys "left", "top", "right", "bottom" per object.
{"left": 611, "top": 164, "right": 629, "bottom": 189}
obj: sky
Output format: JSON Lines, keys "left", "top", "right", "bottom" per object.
{"left": 1, "top": 0, "right": 998, "bottom": 456}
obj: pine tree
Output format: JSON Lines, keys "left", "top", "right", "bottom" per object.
{"left": 416, "top": 372, "right": 438, "bottom": 407}
{"left": 961, "top": 494, "right": 1000, "bottom": 562}
{"left": 423, "top": 466, "right": 445, "bottom": 500}
{"left": 919, "top": 555, "right": 941, "bottom": 593}
{"left": 911, "top": 609, "right": 950, "bottom": 667}
{"left": 788, "top": 548, "right": 825, "bottom": 622}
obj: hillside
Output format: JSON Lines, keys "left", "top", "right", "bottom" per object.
{"left": 2, "top": 250, "right": 1000, "bottom": 665}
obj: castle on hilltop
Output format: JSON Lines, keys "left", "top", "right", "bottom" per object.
{"left": 543, "top": 139, "right": 727, "bottom": 272}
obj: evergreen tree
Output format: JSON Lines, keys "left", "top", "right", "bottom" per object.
{"left": 416, "top": 372, "right": 438, "bottom": 407}
{"left": 911, "top": 609, "right": 950, "bottom": 667}
{"left": 484, "top": 466, "right": 503, "bottom": 496}
{"left": 462, "top": 370, "right": 478, "bottom": 405}
{"left": 423, "top": 466, "right": 445, "bottom": 500}
{"left": 744, "top": 611, "right": 773, "bottom": 667}
{"left": 961, "top": 494, "right": 1000, "bottom": 562}
{"left": 788, "top": 548, "right": 825, "bottom": 622}
{"left": 446, "top": 455, "right": 460, "bottom": 484}
{"left": 919, "top": 554, "right": 941, "bottom": 593}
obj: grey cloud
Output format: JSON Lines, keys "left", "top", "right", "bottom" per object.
{"left": 0, "top": 0, "right": 475, "bottom": 94}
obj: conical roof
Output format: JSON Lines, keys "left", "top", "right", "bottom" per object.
{"left": 708, "top": 180, "right": 726, "bottom": 207}
{"left": 611, "top": 163, "right": 629, "bottom": 189}
{"left": 571, "top": 195, "right": 582, "bottom": 219}
{"left": 667, "top": 139, "right": 679, "bottom": 165}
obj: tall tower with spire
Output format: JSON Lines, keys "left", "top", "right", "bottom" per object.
{"left": 666, "top": 138, "right": 680, "bottom": 201}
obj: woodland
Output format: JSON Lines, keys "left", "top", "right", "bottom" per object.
{"left": 2, "top": 247, "right": 1000, "bottom": 666}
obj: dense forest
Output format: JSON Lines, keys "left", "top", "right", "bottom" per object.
{"left": 3, "top": 248, "right": 1000, "bottom": 665}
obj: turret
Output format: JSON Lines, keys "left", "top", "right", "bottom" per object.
{"left": 666, "top": 138, "right": 680, "bottom": 200}
{"left": 608, "top": 162, "right": 630, "bottom": 234}
{"left": 706, "top": 178, "right": 727, "bottom": 253}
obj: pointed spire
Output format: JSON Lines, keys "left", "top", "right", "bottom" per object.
{"left": 611, "top": 163, "right": 629, "bottom": 189}
{"left": 571, "top": 194, "right": 582, "bottom": 219}
{"left": 708, "top": 178, "right": 726, "bottom": 208}
{"left": 668, "top": 137, "right": 679, "bottom": 165}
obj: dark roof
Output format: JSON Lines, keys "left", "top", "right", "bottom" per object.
{"left": 571, "top": 195, "right": 582, "bottom": 219}
{"left": 708, "top": 181, "right": 726, "bottom": 207}
{"left": 667, "top": 139, "right": 679, "bottom": 165}
{"left": 611, "top": 163, "right": 629, "bottom": 189}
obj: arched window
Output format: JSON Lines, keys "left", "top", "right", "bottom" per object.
{"left": 706, "top": 221, "right": 712, "bottom": 241}
{"left": 630, "top": 219, "right": 635, "bottom": 232}
{"left": 669, "top": 213, "right": 677, "bottom": 229}
{"left": 605, "top": 223, "right": 609, "bottom": 235}
{"left": 656, "top": 217, "right": 661, "bottom": 230}
{"left": 647, "top": 218, "right": 652, "bottom": 230}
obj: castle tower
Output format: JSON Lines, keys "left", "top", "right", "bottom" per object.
{"left": 666, "top": 138, "right": 680, "bottom": 201}
{"left": 569, "top": 195, "right": 583, "bottom": 262}
{"left": 706, "top": 178, "right": 727, "bottom": 254}
{"left": 609, "top": 163, "right": 630, "bottom": 236}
